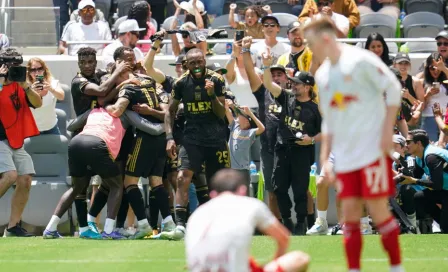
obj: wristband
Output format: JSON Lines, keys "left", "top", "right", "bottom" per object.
{"left": 166, "top": 134, "right": 174, "bottom": 141}
{"left": 208, "top": 93, "right": 217, "bottom": 99}
{"left": 261, "top": 65, "right": 271, "bottom": 71}
{"left": 242, "top": 48, "right": 251, "bottom": 53}
{"left": 311, "top": 137, "right": 315, "bottom": 145}
{"left": 151, "top": 46, "right": 159, "bottom": 51}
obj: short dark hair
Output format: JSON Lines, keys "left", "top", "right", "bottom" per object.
{"left": 409, "top": 129, "right": 430, "bottom": 147}
{"left": 0, "top": 47, "right": 21, "bottom": 58}
{"left": 77, "top": 47, "right": 97, "bottom": 58}
{"left": 210, "top": 169, "right": 248, "bottom": 194}
{"left": 185, "top": 48, "right": 204, "bottom": 60}
{"left": 127, "top": 1, "right": 149, "bottom": 39}
{"left": 113, "top": 46, "right": 133, "bottom": 61}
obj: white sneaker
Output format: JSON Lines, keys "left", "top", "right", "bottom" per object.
{"left": 115, "top": 227, "right": 135, "bottom": 238}
{"left": 361, "top": 223, "right": 373, "bottom": 235}
{"left": 306, "top": 218, "right": 328, "bottom": 235}
{"left": 159, "top": 225, "right": 186, "bottom": 241}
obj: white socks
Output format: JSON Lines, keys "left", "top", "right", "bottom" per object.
{"left": 390, "top": 265, "right": 404, "bottom": 272}
{"left": 317, "top": 210, "right": 327, "bottom": 220}
{"left": 46, "top": 215, "right": 60, "bottom": 232}
{"left": 349, "top": 269, "right": 360, "bottom": 272}
{"left": 162, "top": 215, "right": 173, "bottom": 224}
{"left": 104, "top": 218, "right": 115, "bottom": 234}
{"left": 138, "top": 219, "right": 149, "bottom": 228}
{"left": 87, "top": 214, "right": 96, "bottom": 223}
{"left": 361, "top": 216, "right": 369, "bottom": 225}
{"left": 79, "top": 226, "right": 89, "bottom": 233}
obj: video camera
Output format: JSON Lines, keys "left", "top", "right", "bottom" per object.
{"left": 393, "top": 155, "right": 416, "bottom": 183}
{"left": 0, "top": 55, "right": 27, "bottom": 82}
{"left": 155, "top": 29, "right": 228, "bottom": 44}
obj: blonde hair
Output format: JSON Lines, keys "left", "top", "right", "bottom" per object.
{"left": 302, "top": 17, "right": 337, "bottom": 37}
{"left": 26, "top": 57, "right": 52, "bottom": 83}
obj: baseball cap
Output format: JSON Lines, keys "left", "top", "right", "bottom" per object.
{"left": 118, "top": 19, "right": 146, "bottom": 34}
{"left": 394, "top": 52, "right": 410, "bottom": 64}
{"left": 180, "top": 0, "right": 205, "bottom": 14}
{"left": 169, "top": 55, "right": 186, "bottom": 66}
{"left": 206, "top": 63, "right": 228, "bottom": 74}
{"left": 287, "top": 21, "right": 301, "bottom": 33}
{"left": 234, "top": 107, "right": 257, "bottom": 128}
{"left": 270, "top": 64, "right": 286, "bottom": 74}
{"left": 393, "top": 134, "right": 406, "bottom": 147}
{"left": 288, "top": 71, "right": 315, "bottom": 86}
{"left": 261, "top": 15, "right": 279, "bottom": 25}
{"left": 435, "top": 30, "right": 448, "bottom": 40}
{"left": 78, "top": 0, "right": 95, "bottom": 10}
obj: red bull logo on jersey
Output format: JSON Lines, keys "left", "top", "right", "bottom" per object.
{"left": 330, "top": 92, "right": 358, "bottom": 110}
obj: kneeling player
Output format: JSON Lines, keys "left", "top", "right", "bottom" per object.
{"left": 185, "top": 169, "right": 310, "bottom": 272}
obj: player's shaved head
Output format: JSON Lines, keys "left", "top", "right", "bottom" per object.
{"left": 186, "top": 48, "right": 204, "bottom": 60}
{"left": 210, "top": 169, "right": 248, "bottom": 196}
{"left": 302, "top": 17, "right": 337, "bottom": 38}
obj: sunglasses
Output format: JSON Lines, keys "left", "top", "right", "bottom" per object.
{"left": 80, "top": 7, "right": 95, "bottom": 14}
{"left": 437, "top": 42, "right": 448, "bottom": 47}
{"left": 263, "top": 23, "right": 278, "bottom": 28}
{"left": 130, "top": 31, "right": 139, "bottom": 37}
{"left": 317, "top": 1, "right": 332, "bottom": 7}
{"left": 29, "top": 67, "right": 44, "bottom": 73}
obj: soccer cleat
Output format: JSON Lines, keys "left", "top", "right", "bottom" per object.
{"left": 161, "top": 220, "right": 176, "bottom": 233}
{"left": 115, "top": 227, "right": 135, "bottom": 238}
{"left": 43, "top": 229, "right": 63, "bottom": 239}
{"left": 79, "top": 229, "right": 102, "bottom": 240}
{"left": 3, "top": 224, "right": 34, "bottom": 237}
{"left": 156, "top": 225, "right": 186, "bottom": 241}
{"left": 361, "top": 223, "right": 373, "bottom": 235}
{"left": 294, "top": 222, "right": 307, "bottom": 236}
{"left": 101, "top": 231, "right": 127, "bottom": 240}
{"left": 331, "top": 223, "right": 343, "bottom": 235}
{"left": 130, "top": 224, "right": 152, "bottom": 240}
{"left": 306, "top": 218, "right": 329, "bottom": 236}
{"left": 88, "top": 221, "right": 101, "bottom": 234}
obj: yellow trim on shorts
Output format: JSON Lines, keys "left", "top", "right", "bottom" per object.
{"left": 129, "top": 137, "right": 142, "bottom": 172}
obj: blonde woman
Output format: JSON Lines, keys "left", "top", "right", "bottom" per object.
{"left": 27, "top": 58, "right": 65, "bottom": 134}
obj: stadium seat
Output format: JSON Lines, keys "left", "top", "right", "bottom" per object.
{"left": 56, "top": 83, "right": 75, "bottom": 120}
{"left": 355, "top": 13, "right": 397, "bottom": 38}
{"left": 161, "top": 15, "right": 186, "bottom": 31}
{"left": 222, "top": 0, "right": 253, "bottom": 15}
{"left": 212, "top": 43, "right": 228, "bottom": 55}
{"left": 0, "top": 188, "right": 13, "bottom": 227}
{"left": 151, "top": 18, "right": 158, "bottom": 31}
{"left": 21, "top": 135, "right": 70, "bottom": 227}
{"left": 211, "top": 14, "right": 238, "bottom": 29}
{"left": 402, "top": 12, "right": 444, "bottom": 38}
{"left": 117, "top": 0, "right": 135, "bottom": 18}
{"left": 355, "top": 41, "right": 399, "bottom": 54}
{"left": 56, "top": 108, "right": 68, "bottom": 138}
{"left": 95, "top": 0, "right": 112, "bottom": 21}
{"left": 271, "top": 13, "right": 298, "bottom": 37}
{"left": 402, "top": 41, "right": 437, "bottom": 53}
{"left": 265, "top": 1, "right": 294, "bottom": 14}
{"left": 404, "top": 0, "right": 444, "bottom": 15}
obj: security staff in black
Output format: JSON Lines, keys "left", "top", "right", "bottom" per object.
{"left": 165, "top": 48, "right": 228, "bottom": 239}
{"left": 263, "top": 61, "right": 322, "bottom": 235}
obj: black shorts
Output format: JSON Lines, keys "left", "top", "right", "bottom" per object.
{"left": 116, "top": 127, "right": 135, "bottom": 162}
{"left": 68, "top": 134, "right": 120, "bottom": 178}
{"left": 178, "top": 141, "right": 229, "bottom": 179}
{"left": 125, "top": 131, "right": 166, "bottom": 178}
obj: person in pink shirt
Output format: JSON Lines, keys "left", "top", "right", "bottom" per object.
{"left": 128, "top": 1, "right": 156, "bottom": 54}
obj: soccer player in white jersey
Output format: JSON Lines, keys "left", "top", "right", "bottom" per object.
{"left": 185, "top": 169, "right": 310, "bottom": 272}
{"left": 303, "top": 19, "right": 404, "bottom": 272}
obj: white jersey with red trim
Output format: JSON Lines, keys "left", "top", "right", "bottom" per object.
{"left": 185, "top": 194, "right": 276, "bottom": 272}
{"left": 315, "top": 44, "right": 401, "bottom": 173}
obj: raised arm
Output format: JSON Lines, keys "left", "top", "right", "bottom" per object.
{"left": 228, "top": 3, "right": 238, "bottom": 28}
{"left": 241, "top": 36, "right": 262, "bottom": 92}
{"left": 170, "top": 7, "right": 182, "bottom": 57}
{"left": 243, "top": 106, "right": 265, "bottom": 136}
{"left": 262, "top": 48, "right": 282, "bottom": 98}
{"left": 225, "top": 41, "right": 240, "bottom": 85}
{"left": 192, "top": 0, "right": 204, "bottom": 29}
{"left": 224, "top": 99, "right": 235, "bottom": 123}
{"left": 144, "top": 31, "right": 167, "bottom": 83}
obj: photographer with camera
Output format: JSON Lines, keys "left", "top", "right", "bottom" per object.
{"left": 402, "top": 129, "right": 448, "bottom": 233}
{"left": 27, "top": 57, "right": 65, "bottom": 135}
{"left": 0, "top": 48, "right": 42, "bottom": 237}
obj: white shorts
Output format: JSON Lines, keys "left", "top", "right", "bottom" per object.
{"left": 0, "top": 140, "right": 35, "bottom": 176}
{"left": 319, "top": 153, "right": 335, "bottom": 177}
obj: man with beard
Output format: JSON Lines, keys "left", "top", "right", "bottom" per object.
{"left": 164, "top": 48, "right": 229, "bottom": 240}
{"left": 105, "top": 46, "right": 175, "bottom": 239}
{"left": 102, "top": 19, "right": 146, "bottom": 69}
{"left": 262, "top": 49, "right": 322, "bottom": 235}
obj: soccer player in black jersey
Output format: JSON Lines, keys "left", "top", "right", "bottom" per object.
{"left": 105, "top": 46, "right": 175, "bottom": 239}
{"left": 262, "top": 49, "right": 322, "bottom": 235}
{"left": 164, "top": 48, "right": 229, "bottom": 240}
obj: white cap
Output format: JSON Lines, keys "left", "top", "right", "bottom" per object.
{"left": 78, "top": 0, "right": 95, "bottom": 10}
{"left": 180, "top": 0, "right": 205, "bottom": 14}
{"left": 118, "top": 19, "right": 146, "bottom": 34}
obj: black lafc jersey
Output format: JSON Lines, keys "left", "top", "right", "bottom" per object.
{"left": 277, "top": 89, "right": 322, "bottom": 146}
{"left": 71, "top": 72, "right": 101, "bottom": 116}
{"left": 172, "top": 69, "right": 227, "bottom": 147}
{"left": 118, "top": 74, "right": 169, "bottom": 124}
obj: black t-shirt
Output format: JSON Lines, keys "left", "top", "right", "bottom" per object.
{"left": 118, "top": 75, "right": 169, "bottom": 125}
{"left": 0, "top": 90, "right": 34, "bottom": 141}
{"left": 162, "top": 75, "right": 176, "bottom": 94}
{"left": 276, "top": 89, "right": 322, "bottom": 146}
{"left": 172, "top": 69, "right": 227, "bottom": 146}
{"left": 401, "top": 75, "right": 417, "bottom": 122}
{"left": 253, "top": 84, "right": 281, "bottom": 154}
{"left": 285, "top": 50, "right": 304, "bottom": 74}
{"left": 71, "top": 72, "right": 101, "bottom": 116}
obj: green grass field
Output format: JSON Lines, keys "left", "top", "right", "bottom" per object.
{"left": 0, "top": 235, "right": 447, "bottom": 272}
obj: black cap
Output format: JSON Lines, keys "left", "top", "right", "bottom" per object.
{"left": 270, "top": 64, "right": 286, "bottom": 74}
{"left": 288, "top": 71, "right": 315, "bottom": 86}
{"left": 436, "top": 30, "right": 448, "bottom": 40}
{"left": 394, "top": 52, "right": 410, "bottom": 63}
{"left": 287, "top": 21, "right": 301, "bottom": 33}
{"left": 169, "top": 55, "right": 186, "bottom": 66}
{"left": 261, "top": 15, "right": 279, "bottom": 25}
{"left": 206, "top": 63, "right": 228, "bottom": 74}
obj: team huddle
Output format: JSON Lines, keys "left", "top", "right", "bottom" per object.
{"left": 35, "top": 18, "right": 406, "bottom": 272}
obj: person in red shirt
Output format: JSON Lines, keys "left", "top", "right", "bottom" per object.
{"left": 0, "top": 48, "right": 42, "bottom": 237}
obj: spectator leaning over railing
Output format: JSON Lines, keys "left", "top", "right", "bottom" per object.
{"left": 299, "top": 0, "right": 360, "bottom": 30}
{"left": 356, "top": 0, "right": 399, "bottom": 19}
{"left": 364, "top": 32, "right": 392, "bottom": 66}
{"left": 0, "top": 48, "right": 42, "bottom": 237}
{"left": 59, "top": 0, "right": 112, "bottom": 55}
{"left": 127, "top": 1, "right": 157, "bottom": 54}
{"left": 170, "top": 21, "right": 208, "bottom": 57}
{"left": 303, "top": 0, "right": 349, "bottom": 38}
{"left": 229, "top": 4, "right": 272, "bottom": 39}
{"left": 27, "top": 58, "right": 65, "bottom": 135}
{"left": 174, "top": 0, "right": 210, "bottom": 29}
{"left": 0, "top": 33, "right": 9, "bottom": 50}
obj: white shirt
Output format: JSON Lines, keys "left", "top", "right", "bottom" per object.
{"left": 61, "top": 21, "right": 112, "bottom": 56}
{"left": 226, "top": 66, "right": 259, "bottom": 108}
{"left": 185, "top": 194, "right": 276, "bottom": 272}
{"left": 316, "top": 44, "right": 401, "bottom": 173}
{"left": 422, "top": 84, "right": 448, "bottom": 117}
{"left": 101, "top": 39, "right": 144, "bottom": 69}
{"left": 251, "top": 40, "right": 291, "bottom": 69}
{"left": 30, "top": 78, "right": 60, "bottom": 131}
{"left": 305, "top": 12, "right": 349, "bottom": 35}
